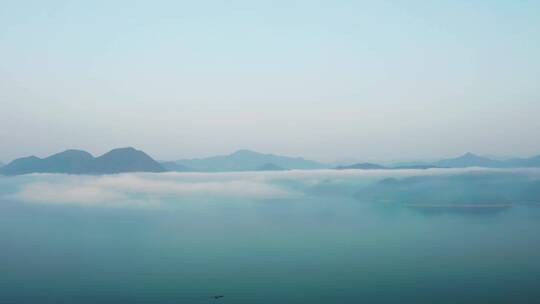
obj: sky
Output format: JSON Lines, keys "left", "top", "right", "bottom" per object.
{"left": 1, "top": 0, "right": 539, "bottom": 163}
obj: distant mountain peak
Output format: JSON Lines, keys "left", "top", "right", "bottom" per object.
{"left": 174, "top": 150, "right": 326, "bottom": 172}
{"left": 435, "top": 152, "right": 502, "bottom": 168}
{"left": 94, "top": 147, "right": 165, "bottom": 174}
{"left": 62, "top": 149, "right": 92, "bottom": 154}
{"left": 459, "top": 152, "right": 486, "bottom": 159}
{"left": 51, "top": 149, "right": 94, "bottom": 158}
{"left": 106, "top": 147, "right": 138, "bottom": 153}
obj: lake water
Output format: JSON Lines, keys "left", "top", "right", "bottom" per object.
{"left": 1, "top": 170, "right": 540, "bottom": 303}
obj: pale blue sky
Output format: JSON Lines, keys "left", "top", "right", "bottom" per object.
{"left": 1, "top": 0, "right": 539, "bottom": 162}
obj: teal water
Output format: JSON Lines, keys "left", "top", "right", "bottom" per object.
{"left": 1, "top": 171, "right": 540, "bottom": 303}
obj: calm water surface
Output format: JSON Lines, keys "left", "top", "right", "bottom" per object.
{"left": 1, "top": 172, "right": 540, "bottom": 303}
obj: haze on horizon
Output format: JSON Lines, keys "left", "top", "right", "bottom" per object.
{"left": 1, "top": 1, "right": 539, "bottom": 163}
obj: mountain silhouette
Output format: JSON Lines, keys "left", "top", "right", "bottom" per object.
{"left": 0, "top": 147, "right": 165, "bottom": 176}
{"left": 2, "top": 149, "right": 540, "bottom": 176}
{"left": 173, "top": 149, "right": 326, "bottom": 172}
{"left": 335, "top": 163, "right": 386, "bottom": 170}
{"left": 392, "top": 164, "right": 446, "bottom": 169}
{"left": 434, "top": 152, "right": 503, "bottom": 168}
{"left": 92, "top": 147, "right": 165, "bottom": 174}
{"left": 160, "top": 161, "right": 192, "bottom": 172}
{"left": 334, "top": 152, "right": 540, "bottom": 170}
{"left": 256, "top": 163, "right": 288, "bottom": 171}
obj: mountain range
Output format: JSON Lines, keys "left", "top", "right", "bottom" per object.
{"left": 170, "top": 149, "right": 326, "bottom": 172}
{"left": 0, "top": 147, "right": 165, "bottom": 176}
{"left": 432, "top": 152, "right": 540, "bottom": 168}
{"left": 335, "top": 152, "right": 540, "bottom": 170}
{"left": 1, "top": 149, "right": 540, "bottom": 176}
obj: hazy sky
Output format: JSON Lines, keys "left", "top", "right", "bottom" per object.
{"left": 1, "top": 0, "right": 539, "bottom": 163}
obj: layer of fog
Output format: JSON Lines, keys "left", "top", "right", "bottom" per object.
{"left": 1, "top": 168, "right": 539, "bottom": 208}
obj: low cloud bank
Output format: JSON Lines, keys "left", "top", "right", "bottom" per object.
{"left": 4, "top": 174, "right": 295, "bottom": 207}
{"left": 2, "top": 168, "right": 539, "bottom": 207}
